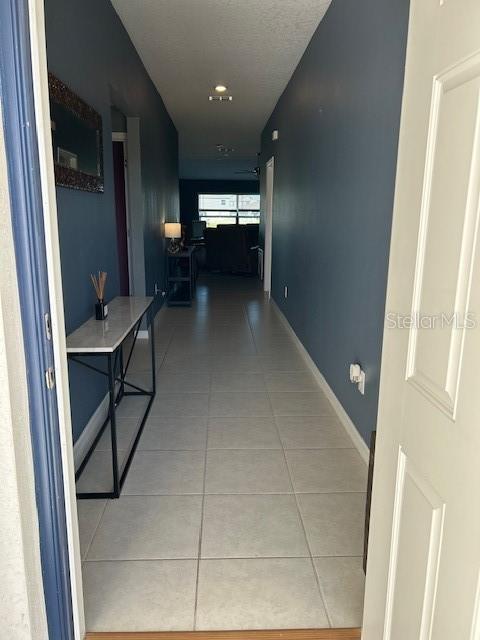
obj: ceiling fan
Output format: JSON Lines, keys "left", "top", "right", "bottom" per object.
{"left": 235, "top": 167, "right": 260, "bottom": 177}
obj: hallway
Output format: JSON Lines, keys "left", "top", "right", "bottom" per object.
{"left": 77, "top": 275, "right": 367, "bottom": 632}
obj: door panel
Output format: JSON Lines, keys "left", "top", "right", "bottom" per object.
{"left": 363, "top": 1, "right": 480, "bottom": 638}
{"left": 387, "top": 451, "right": 445, "bottom": 640}
{"left": 407, "top": 52, "right": 480, "bottom": 418}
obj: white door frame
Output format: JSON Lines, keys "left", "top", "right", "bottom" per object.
{"left": 112, "top": 131, "right": 134, "bottom": 294}
{"left": 28, "top": 0, "right": 85, "bottom": 637}
{"left": 263, "top": 156, "right": 274, "bottom": 296}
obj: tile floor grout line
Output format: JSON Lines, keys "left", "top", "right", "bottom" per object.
{"left": 192, "top": 379, "right": 211, "bottom": 631}
{"left": 209, "top": 391, "right": 329, "bottom": 395}
{"left": 82, "top": 555, "right": 335, "bottom": 564}
{"left": 168, "top": 309, "right": 207, "bottom": 632}
{"left": 82, "top": 499, "right": 109, "bottom": 561}
{"left": 118, "top": 489, "right": 366, "bottom": 497}
{"left": 154, "top": 317, "right": 177, "bottom": 372}
{"left": 139, "top": 412, "right": 350, "bottom": 419}
{"left": 310, "top": 557, "right": 334, "bottom": 629}
{"left": 244, "top": 300, "right": 262, "bottom": 358}
{"left": 288, "top": 472, "right": 334, "bottom": 628}
{"left": 107, "top": 490, "right": 365, "bottom": 497}
{"left": 133, "top": 447, "right": 356, "bottom": 452}
{"left": 265, "top": 384, "right": 334, "bottom": 629}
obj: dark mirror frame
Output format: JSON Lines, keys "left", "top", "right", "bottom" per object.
{"left": 48, "top": 72, "right": 104, "bottom": 193}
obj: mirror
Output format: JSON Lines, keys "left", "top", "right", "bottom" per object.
{"left": 48, "top": 73, "right": 104, "bottom": 193}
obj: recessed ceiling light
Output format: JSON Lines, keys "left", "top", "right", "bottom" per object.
{"left": 215, "top": 84, "right": 227, "bottom": 93}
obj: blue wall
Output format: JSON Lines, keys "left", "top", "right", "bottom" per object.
{"left": 45, "top": 0, "right": 179, "bottom": 441}
{"left": 260, "top": 0, "right": 409, "bottom": 444}
{"left": 180, "top": 179, "right": 259, "bottom": 229}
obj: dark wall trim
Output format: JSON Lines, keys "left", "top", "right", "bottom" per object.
{"left": 0, "top": 1, "right": 74, "bottom": 638}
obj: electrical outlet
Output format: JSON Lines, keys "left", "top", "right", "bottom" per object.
{"left": 284, "top": 285, "right": 288, "bottom": 299}
{"left": 349, "top": 363, "right": 366, "bottom": 395}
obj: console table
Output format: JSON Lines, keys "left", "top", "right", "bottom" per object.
{"left": 167, "top": 246, "right": 197, "bottom": 306}
{"left": 66, "top": 296, "right": 155, "bottom": 499}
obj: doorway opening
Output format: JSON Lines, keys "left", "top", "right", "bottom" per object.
{"left": 263, "top": 157, "right": 274, "bottom": 296}
{"left": 112, "top": 107, "right": 130, "bottom": 296}
{"left": 20, "top": 0, "right": 377, "bottom": 635}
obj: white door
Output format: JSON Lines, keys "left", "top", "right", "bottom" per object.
{"left": 264, "top": 157, "right": 274, "bottom": 295}
{"left": 363, "top": 1, "right": 480, "bottom": 638}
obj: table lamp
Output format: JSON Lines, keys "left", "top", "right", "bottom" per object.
{"left": 165, "top": 222, "right": 181, "bottom": 253}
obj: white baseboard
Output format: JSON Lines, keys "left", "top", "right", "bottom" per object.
{"left": 271, "top": 300, "right": 369, "bottom": 465}
{"left": 73, "top": 391, "right": 110, "bottom": 471}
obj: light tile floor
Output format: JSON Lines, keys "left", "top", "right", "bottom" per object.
{"left": 78, "top": 274, "right": 367, "bottom": 632}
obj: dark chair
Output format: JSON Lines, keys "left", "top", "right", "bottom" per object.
{"left": 191, "top": 220, "right": 206, "bottom": 239}
{"left": 205, "top": 227, "right": 222, "bottom": 271}
{"left": 205, "top": 224, "right": 260, "bottom": 274}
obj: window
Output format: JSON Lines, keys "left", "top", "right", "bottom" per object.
{"left": 199, "top": 193, "right": 260, "bottom": 228}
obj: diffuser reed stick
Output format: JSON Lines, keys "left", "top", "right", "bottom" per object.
{"left": 90, "top": 271, "right": 107, "bottom": 301}
{"left": 90, "top": 271, "right": 108, "bottom": 320}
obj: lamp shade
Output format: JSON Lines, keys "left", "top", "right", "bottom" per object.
{"left": 164, "top": 222, "right": 181, "bottom": 239}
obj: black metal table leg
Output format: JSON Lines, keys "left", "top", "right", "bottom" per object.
{"left": 119, "top": 344, "right": 125, "bottom": 402}
{"left": 150, "top": 309, "right": 156, "bottom": 394}
{"left": 190, "top": 251, "right": 194, "bottom": 302}
{"left": 108, "top": 352, "right": 120, "bottom": 498}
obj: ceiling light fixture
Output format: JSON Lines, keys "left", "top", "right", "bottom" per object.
{"left": 216, "top": 144, "right": 234, "bottom": 154}
{"left": 209, "top": 95, "right": 233, "bottom": 102}
{"left": 215, "top": 84, "right": 227, "bottom": 93}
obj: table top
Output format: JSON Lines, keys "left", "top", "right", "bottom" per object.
{"left": 66, "top": 296, "right": 153, "bottom": 354}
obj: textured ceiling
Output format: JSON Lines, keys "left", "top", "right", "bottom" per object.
{"left": 111, "top": 0, "right": 331, "bottom": 179}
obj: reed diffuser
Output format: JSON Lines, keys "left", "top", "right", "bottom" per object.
{"left": 90, "top": 271, "right": 108, "bottom": 320}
